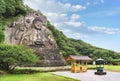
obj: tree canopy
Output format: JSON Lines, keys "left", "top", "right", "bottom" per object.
{"left": 0, "top": 44, "right": 38, "bottom": 71}
{"left": 0, "top": 0, "right": 28, "bottom": 18}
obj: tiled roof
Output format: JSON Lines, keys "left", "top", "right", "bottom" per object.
{"left": 69, "top": 55, "right": 91, "bottom": 60}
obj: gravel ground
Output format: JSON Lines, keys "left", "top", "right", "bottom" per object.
{"left": 51, "top": 70, "right": 120, "bottom": 81}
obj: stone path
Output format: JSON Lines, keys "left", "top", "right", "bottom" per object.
{"left": 51, "top": 70, "right": 120, "bottom": 81}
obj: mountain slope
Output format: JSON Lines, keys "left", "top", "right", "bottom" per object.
{"left": 47, "top": 22, "right": 120, "bottom": 65}
{"left": 0, "top": 0, "right": 120, "bottom": 65}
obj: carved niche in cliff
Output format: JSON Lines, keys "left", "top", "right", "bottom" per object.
{"left": 4, "top": 12, "right": 57, "bottom": 49}
{"left": 4, "top": 12, "right": 66, "bottom": 66}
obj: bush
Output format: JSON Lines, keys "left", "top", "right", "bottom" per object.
{"left": 0, "top": 44, "right": 38, "bottom": 71}
{"left": 0, "top": 24, "right": 5, "bottom": 43}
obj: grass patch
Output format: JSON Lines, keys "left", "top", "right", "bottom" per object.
{"left": 0, "top": 72, "right": 79, "bottom": 81}
{"left": 16, "top": 66, "right": 71, "bottom": 72}
{"left": 17, "top": 65, "right": 120, "bottom": 72}
{"left": 88, "top": 65, "right": 120, "bottom": 72}
{"left": 104, "top": 65, "right": 120, "bottom": 72}
{"left": 1, "top": 65, "right": 119, "bottom": 81}
{"left": 88, "top": 65, "right": 96, "bottom": 70}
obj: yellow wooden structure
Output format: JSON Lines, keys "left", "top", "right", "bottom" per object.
{"left": 67, "top": 55, "right": 91, "bottom": 73}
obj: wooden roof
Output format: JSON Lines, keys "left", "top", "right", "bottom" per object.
{"left": 67, "top": 55, "right": 91, "bottom": 61}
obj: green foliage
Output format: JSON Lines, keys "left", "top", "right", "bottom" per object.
{"left": 1, "top": 0, "right": 28, "bottom": 18}
{"left": 47, "top": 22, "right": 79, "bottom": 57}
{"left": 3, "top": 0, "right": 16, "bottom": 16}
{"left": 0, "top": 44, "right": 38, "bottom": 71}
{"left": 0, "top": 0, "right": 32, "bottom": 43}
{"left": 111, "top": 59, "right": 120, "bottom": 65}
{"left": 47, "top": 22, "right": 120, "bottom": 65}
{"left": 0, "top": 0, "right": 119, "bottom": 66}
{"left": 0, "top": 30, "right": 5, "bottom": 43}
{"left": 0, "top": 0, "right": 6, "bottom": 15}
{"left": 0, "top": 0, "right": 33, "bottom": 29}
{"left": 0, "top": 24, "right": 5, "bottom": 43}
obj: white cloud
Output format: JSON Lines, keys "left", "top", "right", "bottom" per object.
{"left": 72, "top": 5, "right": 86, "bottom": 11}
{"left": 24, "top": 0, "right": 85, "bottom": 28}
{"left": 61, "top": 3, "right": 71, "bottom": 9}
{"left": 65, "top": 21, "right": 83, "bottom": 27}
{"left": 70, "top": 14, "right": 80, "bottom": 20}
{"left": 88, "top": 26, "right": 120, "bottom": 34}
{"left": 43, "top": 12, "right": 68, "bottom": 28}
{"left": 44, "top": 12, "right": 67, "bottom": 21}
{"left": 24, "top": 0, "right": 86, "bottom": 13}
{"left": 63, "top": 14, "right": 83, "bottom": 27}
{"left": 44, "top": 12, "right": 83, "bottom": 28}
{"left": 59, "top": 29, "right": 88, "bottom": 39}
{"left": 53, "top": 23, "right": 61, "bottom": 27}
{"left": 93, "top": 0, "right": 104, "bottom": 4}
{"left": 60, "top": 29, "right": 71, "bottom": 33}
{"left": 67, "top": 33, "right": 88, "bottom": 39}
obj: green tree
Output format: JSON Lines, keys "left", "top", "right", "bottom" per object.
{"left": 0, "top": 30, "right": 4, "bottom": 43}
{"left": 0, "top": 44, "right": 38, "bottom": 71}
{"left": 0, "top": 0, "right": 6, "bottom": 15}
{"left": 0, "top": 24, "right": 5, "bottom": 43}
{"left": 1, "top": 0, "right": 28, "bottom": 18}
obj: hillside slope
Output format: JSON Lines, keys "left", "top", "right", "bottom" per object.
{"left": 0, "top": 0, "right": 120, "bottom": 65}
{"left": 47, "top": 22, "right": 120, "bottom": 64}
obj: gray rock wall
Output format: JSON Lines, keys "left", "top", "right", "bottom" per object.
{"left": 4, "top": 11, "right": 66, "bottom": 66}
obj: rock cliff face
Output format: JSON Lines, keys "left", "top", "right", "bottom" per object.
{"left": 4, "top": 11, "right": 66, "bottom": 66}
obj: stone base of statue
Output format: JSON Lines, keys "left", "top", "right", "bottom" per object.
{"left": 95, "top": 72, "right": 107, "bottom": 75}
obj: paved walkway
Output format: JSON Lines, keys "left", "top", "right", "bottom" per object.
{"left": 51, "top": 70, "right": 120, "bottom": 81}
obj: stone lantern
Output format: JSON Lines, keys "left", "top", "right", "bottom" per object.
{"left": 94, "top": 57, "right": 107, "bottom": 75}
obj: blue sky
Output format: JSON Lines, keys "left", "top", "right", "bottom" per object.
{"left": 24, "top": 0, "right": 120, "bottom": 52}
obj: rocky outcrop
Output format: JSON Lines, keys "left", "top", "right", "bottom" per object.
{"left": 4, "top": 11, "right": 66, "bottom": 66}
